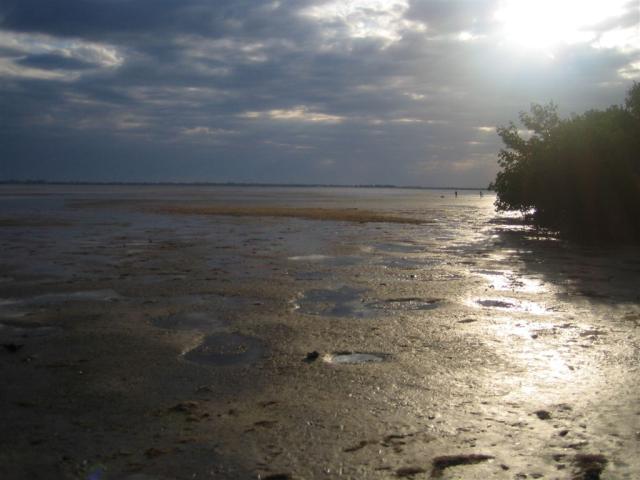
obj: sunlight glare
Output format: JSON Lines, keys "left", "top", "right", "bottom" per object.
{"left": 494, "top": 0, "right": 629, "bottom": 51}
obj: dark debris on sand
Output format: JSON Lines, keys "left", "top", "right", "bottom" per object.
{"left": 303, "top": 351, "right": 319, "bottom": 363}
{"left": 572, "top": 453, "right": 608, "bottom": 480}
{"left": 431, "top": 453, "right": 494, "bottom": 477}
{"left": 395, "top": 466, "right": 426, "bottom": 477}
{"left": 534, "top": 409, "right": 552, "bottom": 420}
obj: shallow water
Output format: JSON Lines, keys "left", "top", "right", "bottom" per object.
{"left": 322, "top": 351, "right": 389, "bottom": 364}
{"left": 292, "top": 286, "right": 374, "bottom": 318}
{"left": 152, "top": 312, "right": 227, "bottom": 331}
{"left": 0, "top": 321, "right": 62, "bottom": 342}
{"left": 370, "top": 297, "right": 442, "bottom": 311}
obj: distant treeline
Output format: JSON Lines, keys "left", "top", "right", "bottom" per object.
{"left": 0, "top": 180, "right": 486, "bottom": 191}
{"left": 490, "top": 83, "right": 640, "bottom": 244}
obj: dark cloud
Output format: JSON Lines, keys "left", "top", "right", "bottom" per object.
{"left": 1, "top": 0, "right": 638, "bottom": 186}
{"left": 0, "top": 0, "right": 222, "bottom": 38}
{"left": 17, "top": 53, "right": 95, "bottom": 70}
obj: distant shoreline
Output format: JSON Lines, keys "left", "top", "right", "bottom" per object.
{"left": 0, "top": 180, "right": 489, "bottom": 191}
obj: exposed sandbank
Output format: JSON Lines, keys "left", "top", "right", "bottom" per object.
{"left": 152, "top": 205, "right": 426, "bottom": 224}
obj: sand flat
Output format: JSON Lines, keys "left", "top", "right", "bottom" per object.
{"left": 152, "top": 204, "right": 426, "bottom": 224}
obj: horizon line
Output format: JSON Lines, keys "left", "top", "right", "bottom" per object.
{"left": 0, "top": 180, "right": 491, "bottom": 191}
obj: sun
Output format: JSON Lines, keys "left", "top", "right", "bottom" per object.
{"left": 494, "top": 0, "right": 629, "bottom": 51}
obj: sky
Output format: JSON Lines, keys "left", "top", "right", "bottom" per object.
{"left": 0, "top": 0, "right": 638, "bottom": 187}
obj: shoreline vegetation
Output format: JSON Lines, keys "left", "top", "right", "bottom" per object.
{"left": 491, "top": 83, "right": 640, "bottom": 244}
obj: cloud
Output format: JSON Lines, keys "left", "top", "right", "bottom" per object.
{"left": 16, "top": 53, "right": 95, "bottom": 70}
{"left": 241, "top": 106, "right": 344, "bottom": 123}
{"left": 0, "top": 0, "right": 638, "bottom": 186}
{"left": 0, "top": 29, "right": 122, "bottom": 79}
{"left": 182, "top": 126, "right": 237, "bottom": 136}
{"left": 300, "top": 0, "right": 426, "bottom": 45}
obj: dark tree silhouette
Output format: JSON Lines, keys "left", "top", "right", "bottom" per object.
{"left": 491, "top": 83, "right": 640, "bottom": 243}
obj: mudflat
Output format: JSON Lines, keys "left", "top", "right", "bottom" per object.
{"left": 1, "top": 185, "right": 638, "bottom": 480}
{"left": 152, "top": 205, "right": 425, "bottom": 225}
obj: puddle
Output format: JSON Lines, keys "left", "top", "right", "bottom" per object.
{"left": 427, "top": 272, "right": 464, "bottom": 281}
{"left": 288, "top": 254, "right": 362, "bottom": 267}
{"left": 1, "top": 290, "right": 121, "bottom": 310}
{"left": 473, "top": 298, "right": 549, "bottom": 315}
{"left": 0, "top": 310, "right": 28, "bottom": 320}
{"left": 26, "top": 289, "right": 121, "bottom": 305}
{"left": 293, "top": 286, "right": 374, "bottom": 318}
{"left": 288, "top": 254, "right": 331, "bottom": 262}
{"left": 18, "top": 262, "right": 77, "bottom": 279}
{"left": 0, "top": 298, "right": 19, "bottom": 307}
{"left": 477, "top": 299, "right": 516, "bottom": 309}
{"left": 206, "top": 256, "right": 244, "bottom": 269}
{"left": 152, "top": 312, "right": 226, "bottom": 332}
{"left": 207, "top": 255, "right": 279, "bottom": 280}
{"left": 295, "top": 288, "right": 441, "bottom": 317}
{"left": 157, "top": 295, "right": 213, "bottom": 306}
{"left": 182, "top": 333, "right": 265, "bottom": 366}
{"left": 292, "top": 271, "right": 326, "bottom": 281}
{"left": 475, "top": 269, "right": 546, "bottom": 293}
{"left": 370, "top": 297, "right": 442, "bottom": 311}
{"left": 0, "top": 321, "right": 62, "bottom": 342}
{"left": 380, "top": 257, "right": 441, "bottom": 270}
{"left": 157, "top": 294, "right": 253, "bottom": 309}
{"left": 375, "top": 242, "right": 424, "bottom": 254}
{"left": 0, "top": 295, "right": 29, "bottom": 320}
{"left": 134, "top": 274, "right": 188, "bottom": 285}
{"left": 322, "top": 351, "right": 389, "bottom": 364}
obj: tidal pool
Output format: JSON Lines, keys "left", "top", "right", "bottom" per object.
{"left": 292, "top": 286, "right": 374, "bottom": 318}
{"left": 152, "top": 312, "right": 226, "bottom": 331}
{"left": 322, "top": 351, "right": 389, "bottom": 364}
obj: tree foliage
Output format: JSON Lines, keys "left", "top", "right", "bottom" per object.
{"left": 490, "top": 83, "right": 640, "bottom": 243}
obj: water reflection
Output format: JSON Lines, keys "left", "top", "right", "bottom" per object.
{"left": 475, "top": 269, "right": 546, "bottom": 293}
{"left": 470, "top": 297, "right": 550, "bottom": 315}
{"left": 487, "top": 314, "right": 601, "bottom": 403}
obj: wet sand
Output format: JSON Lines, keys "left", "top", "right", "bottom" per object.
{"left": 152, "top": 205, "right": 425, "bottom": 225}
{"left": 1, "top": 185, "right": 639, "bottom": 479}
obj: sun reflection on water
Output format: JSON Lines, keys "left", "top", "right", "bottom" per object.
{"left": 488, "top": 316, "right": 600, "bottom": 403}
{"left": 475, "top": 269, "right": 547, "bottom": 293}
{"left": 468, "top": 296, "right": 551, "bottom": 315}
